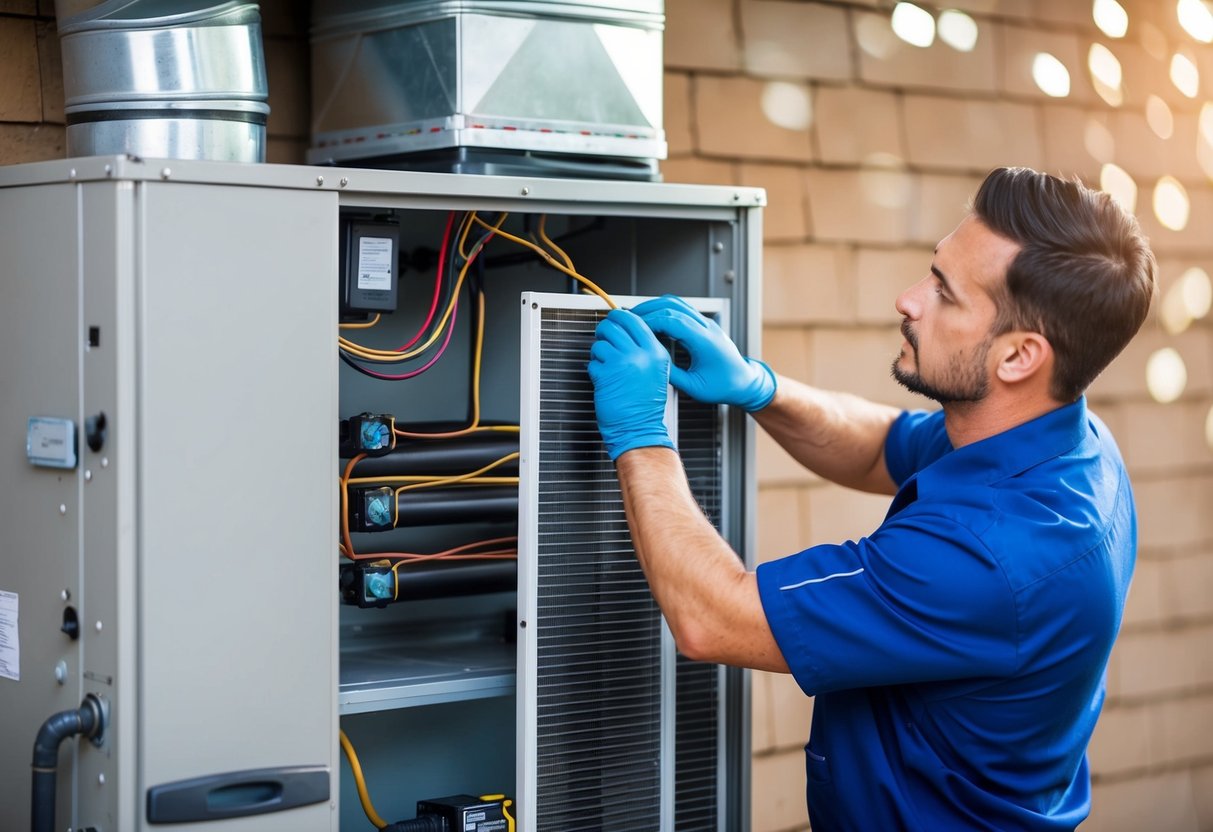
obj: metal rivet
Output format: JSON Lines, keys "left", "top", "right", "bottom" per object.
{"left": 98, "top": 773, "right": 105, "bottom": 786}
{"left": 68, "top": 168, "right": 77, "bottom": 180}
{"left": 160, "top": 167, "right": 171, "bottom": 180}
{"left": 84, "top": 470, "right": 92, "bottom": 482}
{"left": 59, "top": 504, "right": 67, "bottom": 515}
{"left": 723, "top": 270, "right": 736, "bottom": 283}
{"left": 340, "top": 177, "right": 349, "bottom": 187}
{"left": 54, "top": 661, "right": 67, "bottom": 684}
{"left": 520, "top": 187, "right": 530, "bottom": 196}
{"left": 61, "top": 589, "right": 70, "bottom": 602}
{"left": 713, "top": 242, "right": 724, "bottom": 253}
{"left": 732, "top": 193, "right": 740, "bottom": 201}
{"left": 101, "top": 457, "right": 109, "bottom": 468}
{"left": 104, "top": 164, "right": 113, "bottom": 176}
{"left": 95, "top": 621, "right": 103, "bottom": 633}
{"left": 316, "top": 176, "right": 325, "bottom": 186}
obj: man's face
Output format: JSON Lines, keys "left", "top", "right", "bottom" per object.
{"left": 891, "top": 215, "right": 1020, "bottom": 404}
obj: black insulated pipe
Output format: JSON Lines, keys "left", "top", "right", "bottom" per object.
{"left": 349, "top": 435, "right": 519, "bottom": 477}
{"left": 396, "top": 486, "right": 518, "bottom": 527}
{"left": 31, "top": 694, "right": 104, "bottom": 832}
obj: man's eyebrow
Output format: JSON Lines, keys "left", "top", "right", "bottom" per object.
{"left": 930, "top": 264, "right": 956, "bottom": 297}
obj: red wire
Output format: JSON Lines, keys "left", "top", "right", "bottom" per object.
{"left": 397, "top": 211, "right": 455, "bottom": 352}
{"left": 343, "top": 300, "right": 458, "bottom": 381}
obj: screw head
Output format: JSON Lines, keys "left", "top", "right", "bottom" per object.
{"left": 84, "top": 470, "right": 92, "bottom": 482}
{"left": 713, "top": 241, "right": 725, "bottom": 253}
{"left": 160, "top": 167, "right": 171, "bottom": 180}
{"left": 95, "top": 620, "right": 103, "bottom": 633}
{"left": 316, "top": 176, "right": 325, "bottom": 186}
{"left": 340, "top": 177, "right": 349, "bottom": 187}
{"left": 521, "top": 187, "right": 530, "bottom": 196}
{"left": 59, "top": 504, "right": 67, "bottom": 515}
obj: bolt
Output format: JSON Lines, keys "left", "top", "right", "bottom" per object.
{"left": 521, "top": 187, "right": 530, "bottom": 196}
{"left": 95, "top": 621, "right": 103, "bottom": 633}
{"left": 84, "top": 470, "right": 92, "bottom": 482}
{"left": 69, "top": 169, "right": 77, "bottom": 180}
{"left": 723, "top": 270, "right": 736, "bottom": 284}
{"left": 98, "top": 773, "right": 106, "bottom": 786}
{"left": 59, "top": 504, "right": 67, "bottom": 515}
{"left": 54, "top": 661, "right": 67, "bottom": 684}
{"left": 104, "top": 164, "right": 113, "bottom": 177}
{"left": 101, "top": 457, "right": 109, "bottom": 468}
{"left": 316, "top": 176, "right": 325, "bottom": 186}
{"left": 61, "top": 589, "right": 71, "bottom": 602}
{"left": 732, "top": 193, "right": 740, "bottom": 201}
{"left": 340, "top": 177, "right": 349, "bottom": 188}
{"left": 713, "top": 242, "right": 725, "bottom": 253}
{"left": 160, "top": 168, "right": 171, "bottom": 180}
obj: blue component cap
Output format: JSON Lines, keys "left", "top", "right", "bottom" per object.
{"left": 365, "top": 571, "right": 394, "bottom": 600}
{"left": 360, "top": 419, "right": 391, "bottom": 451}
{"left": 365, "top": 490, "right": 394, "bottom": 528}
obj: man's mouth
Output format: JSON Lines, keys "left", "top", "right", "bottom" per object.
{"left": 900, "top": 321, "right": 917, "bottom": 353}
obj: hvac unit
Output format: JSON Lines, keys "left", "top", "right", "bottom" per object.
{"left": 0, "top": 156, "right": 761, "bottom": 831}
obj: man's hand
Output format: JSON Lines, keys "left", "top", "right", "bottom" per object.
{"left": 588, "top": 309, "right": 676, "bottom": 461}
{"left": 632, "top": 295, "right": 776, "bottom": 412}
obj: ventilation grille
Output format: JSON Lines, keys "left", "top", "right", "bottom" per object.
{"left": 672, "top": 352, "right": 724, "bottom": 831}
{"left": 533, "top": 307, "right": 662, "bottom": 831}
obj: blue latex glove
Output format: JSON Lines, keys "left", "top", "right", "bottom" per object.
{"left": 632, "top": 295, "right": 776, "bottom": 412}
{"left": 587, "top": 309, "right": 676, "bottom": 461}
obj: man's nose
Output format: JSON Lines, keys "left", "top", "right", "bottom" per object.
{"left": 895, "top": 277, "right": 927, "bottom": 320}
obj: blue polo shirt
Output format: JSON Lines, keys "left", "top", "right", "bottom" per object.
{"left": 756, "top": 398, "right": 1135, "bottom": 831}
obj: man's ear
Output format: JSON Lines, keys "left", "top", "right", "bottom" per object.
{"left": 994, "top": 331, "right": 1053, "bottom": 385}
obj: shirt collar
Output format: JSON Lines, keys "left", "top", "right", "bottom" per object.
{"left": 918, "top": 397, "right": 1089, "bottom": 493}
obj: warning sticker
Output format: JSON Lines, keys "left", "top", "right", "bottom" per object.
{"left": 357, "top": 237, "right": 393, "bottom": 292}
{"left": 0, "top": 591, "right": 19, "bottom": 682}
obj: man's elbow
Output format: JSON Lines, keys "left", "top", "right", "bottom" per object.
{"left": 669, "top": 618, "right": 723, "bottom": 664}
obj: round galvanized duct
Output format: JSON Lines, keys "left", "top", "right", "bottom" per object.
{"left": 55, "top": 0, "right": 269, "bottom": 162}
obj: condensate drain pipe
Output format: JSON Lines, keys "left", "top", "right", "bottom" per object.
{"left": 31, "top": 693, "right": 105, "bottom": 832}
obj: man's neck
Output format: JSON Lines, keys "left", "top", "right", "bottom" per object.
{"left": 942, "top": 392, "right": 1065, "bottom": 449}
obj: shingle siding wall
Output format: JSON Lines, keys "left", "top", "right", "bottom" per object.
{"left": 3, "top": 2, "right": 1210, "bottom": 829}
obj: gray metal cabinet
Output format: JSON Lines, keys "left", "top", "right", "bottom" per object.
{"left": 0, "top": 156, "right": 762, "bottom": 832}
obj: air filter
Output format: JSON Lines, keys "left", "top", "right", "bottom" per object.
{"left": 518, "top": 292, "right": 731, "bottom": 831}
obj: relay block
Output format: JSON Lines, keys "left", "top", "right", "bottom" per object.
{"left": 341, "top": 217, "right": 401, "bottom": 314}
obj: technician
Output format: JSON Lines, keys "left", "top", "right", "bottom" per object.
{"left": 587, "top": 167, "right": 1157, "bottom": 830}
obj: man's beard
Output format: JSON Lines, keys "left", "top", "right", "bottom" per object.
{"left": 891, "top": 322, "right": 991, "bottom": 405}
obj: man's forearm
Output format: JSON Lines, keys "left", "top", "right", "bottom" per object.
{"left": 754, "top": 375, "right": 901, "bottom": 495}
{"left": 615, "top": 447, "right": 789, "bottom": 673}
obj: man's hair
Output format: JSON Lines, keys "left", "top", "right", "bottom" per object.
{"left": 972, "top": 167, "right": 1157, "bottom": 403}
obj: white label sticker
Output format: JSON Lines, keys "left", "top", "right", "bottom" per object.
{"left": 357, "top": 237, "right": 393, "bottom": 292}
{"left": 0, "top": 591, "right": 19, "bottom": 681}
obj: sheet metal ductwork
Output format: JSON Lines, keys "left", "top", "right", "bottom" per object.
{"left": 55, "top": 0, "right": 269, "bottom": 162}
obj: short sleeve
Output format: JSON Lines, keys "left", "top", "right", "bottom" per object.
{"left": 885, "top": 409, "right": 952, "bottom": 486}
{"left": 756, "top": 510, "right": 1018, "bottom": 695}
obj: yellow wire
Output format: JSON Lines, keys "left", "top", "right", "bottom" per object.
{"left": 339, "top": 730, "right": 388, "bottom": 829}
{"left": 537, "top": 215, "right": 574, "bottom": 271}
{"left": 394, "top": 289, "right": 488, "bottom": 439}
{"left": 347, "top": 475, "right": 519, "bottom": 486}
{"left": 392, "top": 452, "right": 520, "bottom": 497}
{"left": 339, "top": 314, "right": 381, "bottom": 330}
{"left": 472, "top": 214, "right": 617, "bottom": 309}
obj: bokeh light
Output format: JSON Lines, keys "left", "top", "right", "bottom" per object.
{"left": 891, "top": 3, "right": 936, "bottom": 48}
{"left": 1033, "top": 53, "right": 1071, "bottom": 97}
{"left": 856, "top": 13, "right": 897, "bottom": 59}
{"left": 761, "top": 82, "right": 812, "bottom": 131}
{"left": 1100, "top": 163, "right": 1138, "bottom": 213}
{"left": 1161, "top": 266, "right": 1213, "bottom": 334}
{"left": 1084, "top": 118, "right": 1116, "bottom": 162}
{"left": 1089, "top": 43, "right": 1124, "bottom": 105}
{"left": 1147, "top": 95, "right": 1175, "bottom": 139}
{"left": 1177, "top": 0, "right": 1213, "bottom": 42}
{"left": 1181, "top": 266, "right": 1213, "bottom": 318}
{"left": 1171, "top": 52, "right": 1200, "bottom": 97}
{"left": 1093, "top": 0, "right": 1129, "bottom": 38}
{"left": 860, "top": 164, "right": 913, "bottom": 209}
{"left": 1153, "top": 176, "right": 1191, "bottom": 231}
{"left": 1146, "top": 347, "right": 1187, "bottom": 403}
{"left": 1205, "top": 405, "right": 1213, "bottom": 451}
{"left": 938, "top": 10, "right": 979, "bottom": 52}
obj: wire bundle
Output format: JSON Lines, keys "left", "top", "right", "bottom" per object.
{"left": 336, "top": 211, "right": 617, "bottom": 570}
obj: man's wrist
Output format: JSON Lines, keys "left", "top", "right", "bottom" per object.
{"left": 742, "top": 358, "right": 778, "bottom": 412}
{"left": 605, "top": 431, "right": 675, "bottom": 462}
